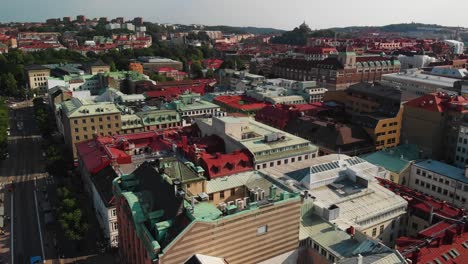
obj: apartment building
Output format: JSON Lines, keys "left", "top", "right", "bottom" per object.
{"left": 113, "top": 161, "right": 302, "bottom": 264}
{"left": 402, "top": 92, "right": 468, "bottom": 162}
{"left": 345, "top": 82, "right": 417, "bottom": 150}
{"left": 196, "top": 116, "right": 318, "bottom": 170}
{"left": 165, "top": 93, "right": 222, "bottom": 124}
{"left": 454, "top": 123, "right": 468, "bottom": 168}
{"left": 408, "top": 160, "right": 468, "bottom": 210}
{"left": 25, "top": 65, "right": 51, "bottom": 91}
{"left": 58, "top": 97, "right": 122, "bottom": 158}
{"left": 272, "top": 49, "right": 401, "bottom": 90}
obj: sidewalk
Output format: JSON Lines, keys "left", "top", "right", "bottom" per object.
{"left": 0, "top": 185, "right": 11, "bottom": 264}
{"left": 44, "top": 253, "right": 117, "bottom": 264}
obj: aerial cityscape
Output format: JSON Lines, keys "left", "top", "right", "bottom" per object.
{"left": 2, "top": 2, "right": 468, "bottom": 264}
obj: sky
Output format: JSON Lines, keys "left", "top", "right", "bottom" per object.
{"left": 2, "top": 0, "right": 468, "bottom": 30}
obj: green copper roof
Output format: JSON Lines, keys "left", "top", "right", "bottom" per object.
{"left": 361, "top": 144, "right": 420, "bottom": 173}
{"left": 136, "top": 110, "right": 181, "bottom": 126}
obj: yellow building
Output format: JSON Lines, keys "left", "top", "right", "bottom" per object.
{"left": 59, "top": 98, "right": 122, "bottom": 159}
{"left": 25, "top": 65, "right": 51, "bottom": 91}
{"left": 83, "top": 60, "right": 111, "bottom": 75}
{"left": 343, "top": 83, "right": 416, "bottom": 150}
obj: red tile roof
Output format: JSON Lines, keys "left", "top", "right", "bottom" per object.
{"left": 404, "top": 93, "right": 468, "bottom": 113}
{"left": 397, "top": 221, "right": 468, "bottom": 264}
{"left": 255, "top": 103, "right": 329, "bottom": 129}
{"left": 213, "top": 95, "right": 270, "bottom": 112}
{"left": 199, "top": 150, "right": 253, "bottom": 179}
{"left": 76, "top": 132, "right": 172, "bottom": 175}
{"left": 377, "top": 178, "right": 464, "bottom": 219}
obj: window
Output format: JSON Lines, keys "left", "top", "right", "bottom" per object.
{"left": 73, "top": 120, "right": 78, "bottom": 125}
{"left": 75, "top": 136, "right": 80, "bottom": 140}
{"left": 284, "top": 159, "right": 289, "bottom": 164}
{"left": 257, "top": 225, "right": 268, "bottom": 235}
{"left": 270, "top": 162, "right": 274, "bottom": 167}
{"left": 291, "top": 157, "right": 295, "bottom": 163}
{"left": 262, "top": 164, "right": 267, "bottom": 169}
{"left": 380, "top": 225, "right": 384, "bottom": 235}
{"left": 107, "top": 124, "right": 111, "bottom": 129}
{"left": 115, "top": 115, "right": 119, "bottom": 120}
{"left": 277, "top": 160, "right": 281, "bottom": 165}
{"left": 111, "top": 209, "right": 116, "bottom": 217}
{"left": 208, "top": 193, "right": 213, "bottom": 200}
{"left": 231, "top": 188, "right": 235, "bottom": 196}
{"left": 82, "top": 119, "right": 87, "bottom": 124}
{"left": 91, "top": 118, "right": 94, "bottom": 123}
{"left": 74, "top": 128, "right": 79, "bottom": 132}
{"left": 220, "top": 191, "right": 225, "bottom": 199}
{"left": 298, "top": 156, "right": 302, "bottom": 161}
{"left": 416, "top": 169, "right": 421, "bottom": 175}
{"left": 372, "top": 228, "right": 377, "bottom": 237}
{"left": 305, "top": 155, "right": 309, "bottom": 159}
{"left": 107, "top": 116, "right": 111, "bottom": 121}
{"left": 112, "top": 222, "right": 118, "bottom": 231}
{"left": 99, "top": 117, "right": 103, "bottom": 122}
{"left": 415, "top": 179, "right": 420, "bottom": 185}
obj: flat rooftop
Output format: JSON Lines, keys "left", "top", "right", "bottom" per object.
{"left": 198, "top": 117, "right": 317, "bottom": 162}
{"left": 383, "top": 71, "right": 458, "bottom": 87}
{"left": 414, "top": 159, "right": 467, "bottom": 183}
{"left": 190, "top": 170, "right": 299, "bottom": 222}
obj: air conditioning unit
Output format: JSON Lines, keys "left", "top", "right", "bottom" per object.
{"left": 227, "top": 201, "right": 234, "bottom": 207}
{"left": 258, "top": 189, "right": 265, "bottom": 200}
{"left": 237, "top": 200, "right": 245, "bottom": 210}
{"left": 218, "top": 202, "right": 227, "bottom": 212}
{"left": 249, "top": 189, "right": 259, "bottom": 202}
{"left": 235, "top": 198, "right": 242, "bottom": 207}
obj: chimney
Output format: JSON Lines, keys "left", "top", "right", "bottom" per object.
{"left": 456, "top": 223, "right": 462, "bottom": 236}
{"left": 444, "top": 229, "right": 455, "bottom": 244}
{"left": 357, "top": 254, "right": 363, "bottom": 264}
{"left": 269, "top": 185, "right": 277, "bottom": 200}
{"left": 411, "top": 248, "right": 420, "bottom": 264}
{"left": 182, "top": 136, "right": 188, "bottom": 150}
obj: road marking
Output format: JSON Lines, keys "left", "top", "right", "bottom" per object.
{"left": 33, "top": 178, "right": 46, "bottom": 261}
{"left": 11, "top": 190, "right": 14, "bottom": 264}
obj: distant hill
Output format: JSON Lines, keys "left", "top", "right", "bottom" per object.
{"left": 203, "top": 25, "right": 285, "bottom": 35}
{"left": 270, "top": 22, "right": 463, "bottom": 46}
{"left": 331, "top": 23, "right": 459, "bottom": 35}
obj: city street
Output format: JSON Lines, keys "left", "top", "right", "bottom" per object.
{"left": 0, "top": 101, "right": 51, "bottom": 263}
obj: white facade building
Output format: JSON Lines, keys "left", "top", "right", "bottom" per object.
{"left": 382, "top": 70, "right": 458, "bottom": 96}
{"left": 105, "top": 23, "right": 121, "bottom": 30}
{"left": 397, "top": 54, "right": 438, "bottom": 70}
{"left": 408, "top": 160, "right": 468, "bottom": 210}
{"left": 444, "top": 40, "right": 465, "bottom": 54}
{"left": 196, "top": 116, "right": 318, "bottom": 170}
{"left": 261, "top": 154, "right": 407, "bottom": 246}
{"left": 455, "top": 124, "right": 468, "bottom": 168}
{"left": 123, "top": 23, "right": 135, "bottom": 31}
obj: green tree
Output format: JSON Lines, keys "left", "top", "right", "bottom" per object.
{"left": 109, "top": 61, "right": 117, "bottom": 72}
{"left": 191, "top": 61, "right": 203, "bottom": 78}
{"left": 0, "top": 73, "right": 18, "bottom": 96}
{"left": 206, "top": 68, "right": 215, "bottom": 78}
